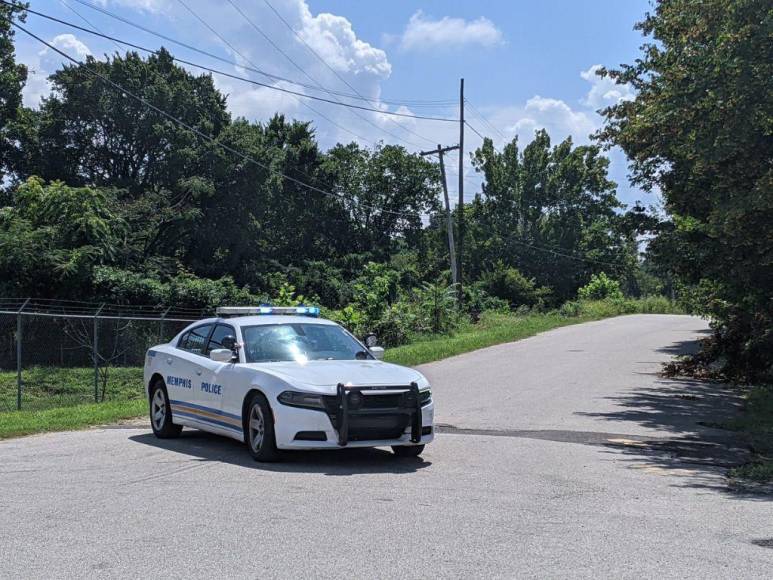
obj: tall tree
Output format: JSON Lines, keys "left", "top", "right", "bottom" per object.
{"left": 598, "top": 0, "right": 773, "bottom": 380}
{"left": 27, "top": 48, "right": 229, "bottom": 192}
{"left": 0, "top": 2, "right": 27, "bottom": 185}
{"left": 323, "top": 143, "right": 442, "bottom": 257}
{"left": 470, "top": 130, "right": 632, "bottom": 300}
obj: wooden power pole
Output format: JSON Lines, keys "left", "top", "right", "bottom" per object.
{"left": 420, "top": 144, "right": 460, "bottom": 285}
{"left": 458, "top": 78, "right": 465, "bottom": 300}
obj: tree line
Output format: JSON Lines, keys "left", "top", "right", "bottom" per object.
{"left": 4, "top": 1, "right": 768, "bottom": 381}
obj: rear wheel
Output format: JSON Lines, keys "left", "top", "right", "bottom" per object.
{"left": 149, "top": 380, "right": 182, "bottom": 439}
{"left": 392, "top": 444, "right": 425, "bottom": 458}
{"left": 244, "top": 392, "right": 280, "bottom": 462}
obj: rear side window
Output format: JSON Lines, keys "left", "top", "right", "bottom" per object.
{"left": 205, "top": 324, "right": 236, "bottom": 355}
{"left": 178, "top": 324, "right": 214, "bottom": 355}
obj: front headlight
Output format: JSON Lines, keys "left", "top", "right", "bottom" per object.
{"left": 278, "top": 390, "right": 326, "bottom": 410}
{"left": 419, "top": 388, "right": 432, "bottom": 406}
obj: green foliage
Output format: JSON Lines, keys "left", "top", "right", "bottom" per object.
{"left": 480, "top": 263, "right": 551, "bottom": 307}
{"left": 577, "top": 272, "right": 623, "bottom": 301}
{"left": 466, "top": 129, "right": 636, "bottom": 301}
{"left": 0, "top": 2, "right": 28, "bottom": 184}
{"left": 598, "top": 0, "right": 773, "bottom": 382}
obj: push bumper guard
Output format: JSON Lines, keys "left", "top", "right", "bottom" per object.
{"left": 334, "top": 382, "right": 422, "bottom": 446}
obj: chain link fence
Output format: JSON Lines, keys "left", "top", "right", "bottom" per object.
{"left": 0, "top": 299, "right": 205, "bottom": 412}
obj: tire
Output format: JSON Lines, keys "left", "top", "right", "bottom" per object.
{"left": 392, "top": 444, "right": 425, "bottom": 458}
{"left": 244, "top": 392, "right": 280, "bottom": 462}
{"left": 149, "top": 379, "right": 182, "bottom": 439}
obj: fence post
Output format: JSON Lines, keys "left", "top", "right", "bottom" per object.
{"left": 93, "top": 303, "right": 105, "bottom": 403}
{"left": 159, "top": 306, "right": 171, "bottom": 343}
{"left": 16, "top": 298, "right": 30, "bottom": 411}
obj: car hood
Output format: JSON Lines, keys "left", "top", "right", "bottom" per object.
{"left": 242, "top": 360, "right": 425, "bottom": 393}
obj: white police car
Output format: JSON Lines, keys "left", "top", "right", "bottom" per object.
{"left": 144, "top": 306, "right": 434, "bottom": 461}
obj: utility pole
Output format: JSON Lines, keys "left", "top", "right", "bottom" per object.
{"left": 420, "top": 144, "right": 459, "bottom": 285}
{"left": 458, "top": 78, "right": 465, "bottom": 301}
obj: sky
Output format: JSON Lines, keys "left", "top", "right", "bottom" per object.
{"left": 13, "top": 0, "right": 655, "bottom": 208}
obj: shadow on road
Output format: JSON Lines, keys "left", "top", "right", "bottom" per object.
{"left": 128, "top": 431, "right": 431, "bottom": 476}
{"left": 574, "top": 331, "right": 769, "bottom": 499}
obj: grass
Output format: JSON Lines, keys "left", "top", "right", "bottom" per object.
{"left": 0, "top": 399, "right": 147, "bottom": 439}
{"left": 725, "top": 385, "right": 773, "bottom": 483}
{"left": 0, "top": 297, "right": 683, "bottom": 439}
{"left": 386, "top": 297, "right": 683, "bottom": 367}
{"left": 0, "top": 366, "right": 146, "bottom": 439}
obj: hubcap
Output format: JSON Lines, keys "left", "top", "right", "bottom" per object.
{"left": 152, "top": 389, "right": 166, "bottom": 430}
{"left": 249, "top": 404, "right": 265, "bottom": 452}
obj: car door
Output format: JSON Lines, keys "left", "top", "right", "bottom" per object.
{"left": 166, "top": 323, "right": 214, "bottom": 427}
{"left": 197, "top": 323, "right": 243, "bottom": 436}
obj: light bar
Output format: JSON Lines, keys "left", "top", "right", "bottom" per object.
{"left": 216, "top": 306, "right": 320, "bottom": 318}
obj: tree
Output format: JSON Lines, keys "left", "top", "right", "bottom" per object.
{"left": 28, "top": 48, "right": 229, "bottom": 192}
{"left": 0, "top": 177, "right": 126, "bottom": 297}
{"left": 323, "top": 143, "right": 442, "bottom": 256}
{"left": 469, "top": 130, "right": 634, "bottom": 301}
{"left": 0, "top": 2, "right": 28, "bottom": 185}
{"left": 597, "top": 0, "right": 773, "bottom": 381}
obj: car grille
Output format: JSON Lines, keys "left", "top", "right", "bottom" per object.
{"left": 322, "top": 388, "right": 416, "bottom": 441}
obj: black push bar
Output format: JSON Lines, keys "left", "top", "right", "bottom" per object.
{"left": 335, "top": 382, "right": 422, "bottom": 446}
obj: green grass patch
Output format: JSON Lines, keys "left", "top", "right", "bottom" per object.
{"left": 0, "top": 399, "right": 147, "bottom": 439}
{"left": 726, "top": 385, "right": 773, "bottom": 483}
{"left": 385, "top": 298, "right": 683, "bottom": 367}
{"left": 0, "top": 366, "right": 144, "bottom": 412}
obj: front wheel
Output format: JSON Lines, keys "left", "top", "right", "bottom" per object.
{"left": 392, "top": 444, "right": 425, "bottom": 458}
{"left": 149, "top": 380, "right": 182, "bottom": 439}
{"left": 244, "top": 392, "right": 280, "bottom": 462}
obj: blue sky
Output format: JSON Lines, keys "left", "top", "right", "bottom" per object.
{"left": 14, "top": 0, "right": 655, "bottom": 207}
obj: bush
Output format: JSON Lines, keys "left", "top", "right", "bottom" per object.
{"left": 463, "top": 282, "right": 510, "bottom": 315}
{"left": 480, "top": 264, "right": 551, "bottom": 307}
{"left": 577, "top": 272, "right": 623, "bottom": 301}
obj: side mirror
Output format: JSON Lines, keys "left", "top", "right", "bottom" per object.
{"left": 365, "top": 333, "right": 378, "bottom": 348}
{"left": 369, "top": 346, "right": 385, "bottom": 360}
{"left": 221, "top": 335, "right": 237, "bottom": 351}
{"left": 210, "top": 348, "right": 234, "bottom": 362}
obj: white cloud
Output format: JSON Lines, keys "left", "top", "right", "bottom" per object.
{"left": 580, "top": 64, "right": 634, "bottom": 110}
{"left": 22, "top": 34, "right": 92, "bottom": 107}
{"left": 399, "top": 10, "right": 504, "bottom": 51}
{"left": 46, "top": 34, "right": 92, "bottom": 59}
{"left": 295, "top": 3, "right": 391, "bottom": 77}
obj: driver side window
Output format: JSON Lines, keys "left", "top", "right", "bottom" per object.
{"left": 205, "top": 324, "right": 236, "bottom": 355}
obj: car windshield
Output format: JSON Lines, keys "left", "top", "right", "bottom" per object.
{"left": 241, "top": 323, "right": 368, "bottom": 363}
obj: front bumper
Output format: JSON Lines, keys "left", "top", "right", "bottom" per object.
{"left": 273, "top": 384, "right": 434, "bottom": 451}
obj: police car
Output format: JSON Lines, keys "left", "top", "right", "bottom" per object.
{"left": 144, "top": 306, "right": 434, "bottom": 461}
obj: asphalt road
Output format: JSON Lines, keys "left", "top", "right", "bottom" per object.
{"left": 1, "top": 314, "right": 771, "bottom": 579}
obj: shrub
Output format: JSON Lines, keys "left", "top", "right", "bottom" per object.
{"left": 480, "top": 264, "right": 551, "bottom": 307}
{"left": 577, "top": 272, "right": 623, "bottom": 301}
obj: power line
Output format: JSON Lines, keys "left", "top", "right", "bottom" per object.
{"left": 506, "top": 236, "right": 629, "bottom": 270}
{"left": 63, "top": 0, "right": 457, "bottom": 115}
{"left": 465, "top": 98, "right": 508, "bottom": 142}
{"left": 262, "top": 0, "right": 454, "bottom": 108}
{"left": 175, "top": 0, "right": 375, "bottom": 147}
{"left": 464, "top": 119, "right": 487, "bottom": 142}
{"left": 7, "top": 18, "right": 425, "bottom": 220}
{"left": 260, "top": 0, "right": 439, "bottom": 147}
{"left": 210, "top": 0, "right": 425, "bottom": 149}
{"left": 7, "top": 3, "right": 456, "bottom": 125}
{"left": 57, "top": 0, "right": 122, "bottom": 53}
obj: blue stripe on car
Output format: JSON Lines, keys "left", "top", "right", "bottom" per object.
{"left": 169, "top": 399, "right": 242, "bottom": 421}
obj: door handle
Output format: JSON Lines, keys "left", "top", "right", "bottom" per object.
{"left": 196, "top": 368, "right": 203, "bottom": 376}
{"left": 166, "top": 358, "right": 173, "bottom": 365}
